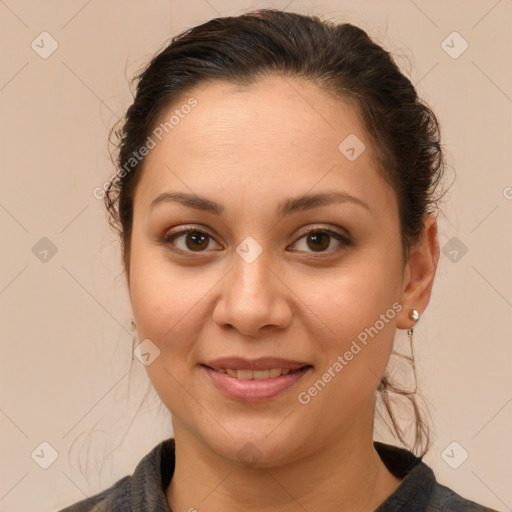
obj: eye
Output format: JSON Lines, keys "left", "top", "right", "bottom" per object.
{"left": 163, "top": 225, "right": 352, "bottom": 255}
{"left": 163, "top": 228, "right": 220, "bottom": 253}
{"left": 290, "top": 227, "right": 352, "bottom": 254}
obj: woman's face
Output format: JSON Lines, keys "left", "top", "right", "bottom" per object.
{"left": 128, "top": 75, "right": 411, "bottom": 465}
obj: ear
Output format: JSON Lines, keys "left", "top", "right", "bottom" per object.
{"left": 397, "top": 213, "right": 440, "bottom": 329}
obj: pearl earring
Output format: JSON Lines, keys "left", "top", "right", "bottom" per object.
{"left": 390, "top": 308, "right": 420, "bottom": 395}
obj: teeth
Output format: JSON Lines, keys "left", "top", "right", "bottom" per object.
{"left": 217, "top": 368, "right": 295, "bottom": 379}
{"left": 253, "top": 370, "right": 269, "bottom": 379}
{"left": 268, "top": 368, "right": 282, "bottom": 378}
{"left": 237, "top": 370, "right": 253, "bottom": 380}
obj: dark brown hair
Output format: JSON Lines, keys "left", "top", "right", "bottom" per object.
{"left": 106, "top": 9, "right": 445, "bottom": 457}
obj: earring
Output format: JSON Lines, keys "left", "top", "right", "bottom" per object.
{"left": 391, "top": 308, "right": 420, "bottom": 394}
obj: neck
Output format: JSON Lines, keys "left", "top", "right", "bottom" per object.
{"left": 166, "top": 403, "right": 401, "bottom": 512}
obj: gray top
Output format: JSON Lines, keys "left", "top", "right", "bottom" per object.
{"left": 58, "top": 438, "right": 499, "bottom": 511}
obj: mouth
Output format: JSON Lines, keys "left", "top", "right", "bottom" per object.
{"left": 204, "top": 367, "right": 305, "bottom": 380}
{"left": 201, "top": 358, "right": 313, "bottom": 401}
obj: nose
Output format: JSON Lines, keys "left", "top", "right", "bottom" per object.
{"left": 212, "top": 251, "right": 293, "bottom": 337}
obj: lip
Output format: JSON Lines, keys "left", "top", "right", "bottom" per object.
{"left": 203, "top": 357, "right": 310, "bottom": 371}
{"left": 202, "top": 359, "right": 312, "bottom": 402}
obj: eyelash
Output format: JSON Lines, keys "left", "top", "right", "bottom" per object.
{"left": 162, "top": 225, "right": 352, "bottom": 256}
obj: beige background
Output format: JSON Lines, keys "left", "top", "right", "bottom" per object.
{"left": 1, "top": 0, "right": 511, "bottom": 510}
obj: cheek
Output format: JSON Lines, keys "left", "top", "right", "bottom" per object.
{"left": 128, "top": 244, "right": 198, "bottom": 349}
{"left": 299, "top": 255, "right": 401, "bottom": 344}
{"left": 296, "top": 279, "right": 398, "bottom": 427}
{"left": 294, "top": 250, "right": 401, "bottom": 401}
{"left": 128, "top": 252, "right": 203, "bottom": 409}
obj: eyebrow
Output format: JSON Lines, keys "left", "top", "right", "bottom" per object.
{"left": 148, "top": 190, "right": 370, "bottom": 218}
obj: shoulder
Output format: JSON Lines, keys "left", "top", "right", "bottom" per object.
{"left": 427, "top": 481, "right": 500, "bottom": 512}
{"left": 373, "top": 442, "right": 499, "bottom": 512}
{"left": 57, "top": 475, "right": 131, "bottom": 511}
{"left": 57, "top": 438, "right": 176, "bottom": 512}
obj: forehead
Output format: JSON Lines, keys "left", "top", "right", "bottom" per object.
{"left": 133, "top": 75, "right": 396, "bottom": 220}
{"left": 151, "top": 75, "right": 369, "bottom": 157}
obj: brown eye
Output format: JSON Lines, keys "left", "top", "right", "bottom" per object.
{"left": 290, "top": 229, "right": 352, "bottom": 254}
{"left": 164, "top": 229, "right": 217, "bottom": 252}
{"left": 163, "top": 226, "right": 351, "bottom": 256}
{"left": 184, "top": 231, "right": 210, "bottom": 251}
{"left": 306, "top": 232, "right": 331, "bottom": 252}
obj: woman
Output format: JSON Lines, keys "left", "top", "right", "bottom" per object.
{"left": 60, "top": 9, "right": 498, "bottom": 511}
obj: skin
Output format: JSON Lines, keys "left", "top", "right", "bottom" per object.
{"left": 127, "top": 75, "right": 440, "bottom": 511}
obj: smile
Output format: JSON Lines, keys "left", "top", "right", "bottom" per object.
{"left": 201, "top": 360, "right": 312, "bottom": 402}
{"left": 211, "top": 368, "right": 294, "bottom": 379}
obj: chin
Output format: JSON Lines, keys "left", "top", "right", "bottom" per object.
{"left": 196, "top": 425, "right": 308, "bottom": 469}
